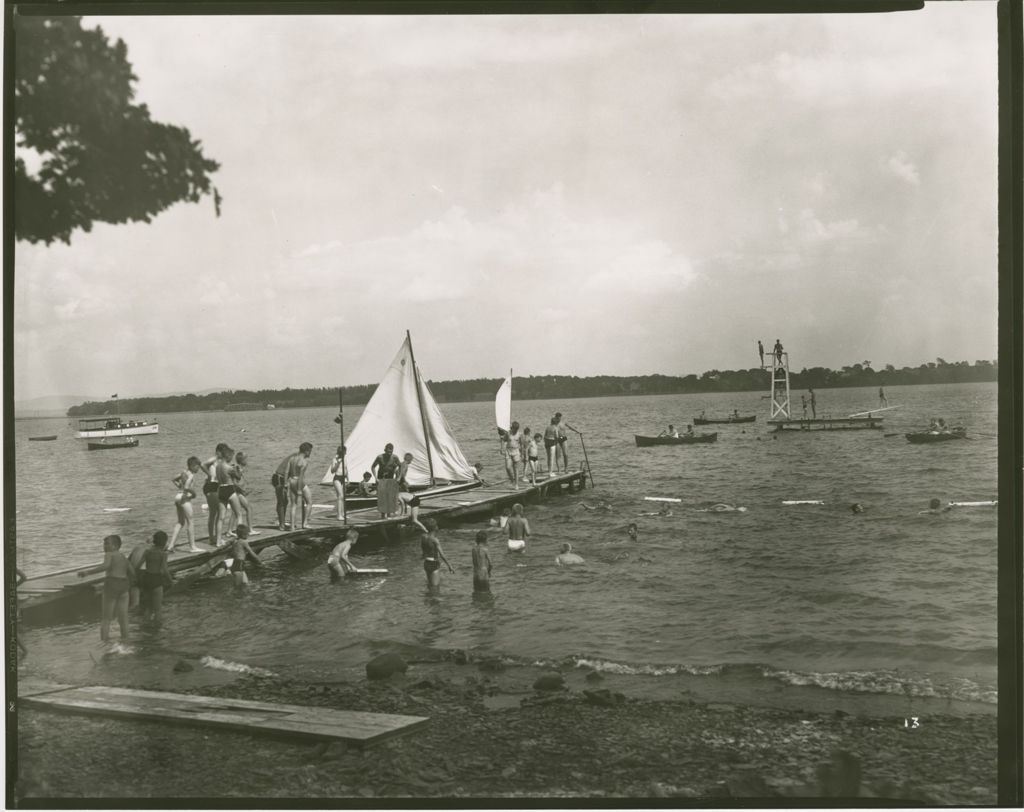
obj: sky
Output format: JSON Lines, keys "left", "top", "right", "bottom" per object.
{"left": 12, "top": 6, "right": 999, "bottom": 400}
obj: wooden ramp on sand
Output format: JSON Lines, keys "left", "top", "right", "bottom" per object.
{"left": 19, "top": 682, "right": 428, "bottom": 747}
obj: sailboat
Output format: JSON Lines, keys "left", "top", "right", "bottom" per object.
{"left": 495, "top": 370, "right": 512, "bottom": 438}
{"left": 319, "top": 332, "right": 481, "bottom": 509}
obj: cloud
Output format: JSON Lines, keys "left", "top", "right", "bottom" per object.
{"left": 883, "top": 151, "right": 920, "bottom": 185}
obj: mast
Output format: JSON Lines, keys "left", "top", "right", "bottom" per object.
{"left": 406, "top": 330, "right": 436, "bottom": 486}
{"left": 338, "top": 387, "right": 347, "bottom": 522}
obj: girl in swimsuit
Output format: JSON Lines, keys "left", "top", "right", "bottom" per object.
{"left": 230, "top": 451, "right": 257, "bottom": 535}
{"left": 101, "top": 535, "right": 134, "bottom": 642}
{"left": 215, "top": 445, "right": 245, "bottom": 545}
{"left": 420, "top": 518, "right": 453, "bottom": 590}
{"left": 330, "top": 445, "right": 347, "bottom": 520}
{"left": 504, "top": 421, "right": 523, "bottom": 489}
{"left": 202, "top": 444, "right": 228, "bottom": 546}
{"left": 170, "top": 456, "right": 202, "bottom": 552}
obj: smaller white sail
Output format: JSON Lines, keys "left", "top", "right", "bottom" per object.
{"left": 495, "top": 375, "right": 512, "bottom": 433}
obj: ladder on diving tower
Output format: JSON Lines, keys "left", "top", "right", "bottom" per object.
{"left": 768, "top": 351, "right": 791, "bottom": 420}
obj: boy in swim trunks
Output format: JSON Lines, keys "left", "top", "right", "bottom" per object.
{"left": 555, "top": 542, "right": 584, "bottom": 565}
{"left": 287, "top": 442, "right": 314, "bottom": 530}
{"left": 525, "top": 433, "right": 540, "bottom": 485}
{"left": 127, "top": 535, "right": 151, "bottom": 609}
{"left": 471, "top": 530, "right": 492, "bottom": 594}
{"left": 101, "top": 535, "right": 134, "bottom": 642}
{"left": 139, "top": 531, "right": 173, "bottom": 624}
{"left": 228, "top": 525, "right": 262, "bottom": 586}
{"left": 544, "top": 417, "right": 560, "bottom": 474}
{"left": 506, "top": 503, "right": 530, "bottom": 552}
{"left": 327, "top": 529, "right": 359, "bottom": 582}
{"left": 420, "top": 518, "right": 454, "bottom": 590}
{"left": 272, "top": 451, "right": 294, "bottom": 530}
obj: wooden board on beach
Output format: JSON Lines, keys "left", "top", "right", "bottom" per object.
{"left": 19, "top": 684, "right": 428, "bottom": 747}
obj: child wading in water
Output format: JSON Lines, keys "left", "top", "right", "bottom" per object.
{"left": 101, "top": 535, "right": 134, "bottom": 642}
{"left": 471, "top": 531, "right": 493, "bottom": 594}
{"left": 227, "top": 525, "right": 263, "bottom": 586}
{"left": 327, "top": 529, "right": 359, "bottom": 582}
{"left": 506, "top": 503, "right": 530, "bottom": 552}
{"left": 139, "top": 531, "right": 173, "bottom": 625}
{"left": 420, "top": 518, "right": 454, "bottom": 591}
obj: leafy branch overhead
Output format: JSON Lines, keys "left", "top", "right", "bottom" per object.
{"left": 14, "top": 15, "right": 221, "bottom": 244}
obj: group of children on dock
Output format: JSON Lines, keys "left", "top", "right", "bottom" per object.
{"left": 497, "top": 413, "right": 571, "bottom": 489}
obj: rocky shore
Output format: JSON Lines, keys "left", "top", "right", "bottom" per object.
{"left": 14, "top": 657, "right": 998, "bottom": 804}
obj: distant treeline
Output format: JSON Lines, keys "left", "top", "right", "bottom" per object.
{"left": 65, "top": 358, "right": 997, "bottom": 417}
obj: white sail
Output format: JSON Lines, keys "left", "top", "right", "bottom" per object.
{"left": 495, "top": 375, "right": 512, "bottom": 433}
{"left": 321, "top": 335, "right": 475, "bottom": 488}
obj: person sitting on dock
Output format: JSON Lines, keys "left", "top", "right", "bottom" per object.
{"left": 471, "top": 530, "right": 493, "bottom": 594}
{"left": 228, "top": 525, "right": 263, "bottom": 586}
{"left": 139, "top": 531, "right": 173, "bottom": 625}
{"left": 555, "top": 542, "right": 584, "bottom": 566}
{"left": 658, "top": 425, "right": 679, "bottom": 438}
{"left": 421, "top": 518, "right": 454, "bottom": 590}
{"left": 327, "top": 529, "right": 359, "bottom": 582}
{"left": 506, "top": 503, "right": 530, "bottom": 552}
{"left": 101, "top": 535, "right": 134, "bottom": 643}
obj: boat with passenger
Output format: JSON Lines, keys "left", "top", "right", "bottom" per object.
{"left": 635, "top": 432, "right": 718, "bottom": 447}
{"left": 86, "top": 437, "right": 140, "bottom": 450}
{"left": 694, "top": 411, "right": 756, "bottom": 425}
{"left": 906, "top": 426, "right": 967, "bottom": 444}
{"left": 74, "top": 416, "right": 159, "bottom": 439}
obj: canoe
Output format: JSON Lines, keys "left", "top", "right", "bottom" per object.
{"left": 635, "top": 433, "right": 718, "bottom": 447}
{"left": 693, "top": 415, "right": 756, "bottom": 425}
{"left": 29, "top": 435, "right": 58, "bottom": 441}
{"left": 87, "top": 437, "right": 140, "bottom": 450}
{"left": 906, "top": 428, "right": 967, "bottom": 444}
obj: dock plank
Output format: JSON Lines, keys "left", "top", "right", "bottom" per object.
{"left": 20, "top": 685, "right": 428, "bottom": 747}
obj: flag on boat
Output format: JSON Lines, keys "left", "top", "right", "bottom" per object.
{"left": 320, "top": 335, "right": 475, "bottom": 488}
{"left": 111, "top": 394, "right": 118, "bottom": 399}
{"left": 495, "top": 374, "right": 512, "bottom": 434}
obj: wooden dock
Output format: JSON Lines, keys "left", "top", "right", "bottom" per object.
{"left": 768, "top": 416, "right": 884, "bottom": 432}
{"left": 17, "top": 468, "right": 588, "bottom": 622}
{"left": 19, "top": 681, "right": 428, "bottom": 747}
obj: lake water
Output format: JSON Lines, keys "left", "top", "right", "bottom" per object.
{"left": 13, "top": 383, "right": 998, "bottom": 708}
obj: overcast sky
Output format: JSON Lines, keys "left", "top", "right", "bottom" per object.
{"left": 13, "top": 6, "right": 998, "bottom": 400}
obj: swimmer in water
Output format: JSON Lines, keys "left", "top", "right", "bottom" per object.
{"left": 555, "top": 542, "right": 584, "bottom": 566}
{"left": 506, "top": 503, "right": 530, "bottom": 552}
{"left": 581, "top": 501, "right": 613, "bottom": 512}
{"left": 627, "top": 522, "right": 639, "bottom": 542}
{"left": 697, "top": 503, "right": 748, "bottom": 513}
{"left": 850, "top": 503, "right": 864, "bottom": 514}
{"left": 919, "top": 498, "right": 952, "bottom": 515}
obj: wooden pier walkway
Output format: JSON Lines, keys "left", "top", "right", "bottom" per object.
{"left": 17, "top": 468, "right": 588, "bottom": 622}
{"left": 19, "top": 681, "right": 428, "bottom": 747}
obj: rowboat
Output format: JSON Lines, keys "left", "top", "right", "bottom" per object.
{"left": 906, "top": 427, "right": 967, "bottom": 444}
{"left": 87, "top": 437, "right": 140, "bottom": 450}
{"left": 635, "top": 433, "right": 718, "bottom": 447}
{"left": 693, "top": 415, "right": 756, "bottom": 425}
{"left": 29, "top": 435, "right": 57, "bottom": 441}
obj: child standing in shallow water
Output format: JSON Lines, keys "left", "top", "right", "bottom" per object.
{"left": 139, "top": 531, "right": 173, "bottom": 624}
{"left": 101, "top": 535, "right": 134, "bottom": 641}
{"left": 471, "top": 531, "right": 493, "bottom": 594}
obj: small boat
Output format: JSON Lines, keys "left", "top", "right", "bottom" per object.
{"left": 29, "top": 435, "right": 58, "bottom": 441}
{"left": 635, "top": 433, "right": 718, "bottom": 447}
{"left": 87, "top": 437, "right": 140, "bottom": 450}
{"left": 693, "top": 415, "right": 756, "bottom": 425}
{"left": 906, "top": 427, "right": 967, "bottom": 444}
{"left": 75, "top": 416, "right": 159, "bottom": 439}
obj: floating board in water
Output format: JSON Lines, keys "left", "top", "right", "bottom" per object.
{"left": 644, "top": 497, "right": 682, "bottom": 503}
{"left": 102, "top": 508, "right": 131, "bottom": 513}
{"left": 782, "top": 500, "right": 824, "bottom": 505}
{"left": 949, "top": 500, "right": 997, "bottom": 507}
{"left": 346, "top": 568, "right": 389, "bottom": 576}
{"left": 312, "top": 503, "right": 335, "bottom": 509}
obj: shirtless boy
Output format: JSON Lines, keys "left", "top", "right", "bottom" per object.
{"left": 506, "top": 503, "right": 530, "bottom": 552}
{"left": 228, "top": 525, "right": 263, "bottom": 586}
{"left": 287, "top": 442, "right": 314, "bottom": 530}
{"left": 471, "top": 531, "right": 493, "bottom": 594}
{"left": 327, "top": 529, "right": 359, "bottom": 582}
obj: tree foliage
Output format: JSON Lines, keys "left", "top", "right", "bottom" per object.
{"left": 65, "top": 359, "right": 998, "bottom": 417}
{"left": 14, "top": 15, "right": 220, "bottom": 244}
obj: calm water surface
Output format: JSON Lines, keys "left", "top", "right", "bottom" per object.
{"left": 13, "top": 383, "right": 998, "bottom": 707}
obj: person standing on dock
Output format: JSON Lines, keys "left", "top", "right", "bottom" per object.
{"left": 757, "top": 340, "right": 765, "bottom": 367}
{"left": 101, "top": 535, "right": 134, "bottom": 642}
{"left": 285, "top": 442, "right": 314, "bottom": 531}
{"left": 503, "top": 421, "right": 523, "bottom": 488}
{"left": 202, "top": 444, "right": 227, "bottom": 546}
{"left": 809, "top": 388, "right": 817, "bottom": 418}
{"left": 272, "top": 452, "right": 293, "bottom": 531}
{"left": 506, "top": 503, "right": 531, "bottom": 552}
{"left": 544, "top": 417, "right": 560, "bottom": 474}
{"left": 421, "top": 518, "right": 454, "bottom": 590}
{"left": 526, "top": 433, "right": 541, "bottom": 486}
{"left": 773, "top": 339, "right": 784, "bottom": 363}
{"left": 372, "top": 443, "right": 402, "bottom": 518}
{"left": 215, "top": 444, "right": 245, "bottom": 546}
{"left": 170, "top": 456, "right": 202, "bottom": 552}
{"left": 801, "top": 394, "right": 808, "bottom": 418}
{"left": 555, "top": 412, "right": 570, "bottom": 472}
{"left": 329, "top": 445, "right": 347, "bottom": 520}
{"left": 229, "top": 452, "right": 257, "bottom": 536}
{"left": 879, "top": 387, "right": 888, "bottom": 407}
{"left": 471, "top": 530, "right": 493, "bottom": 594}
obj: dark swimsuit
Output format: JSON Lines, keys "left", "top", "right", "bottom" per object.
{"left": 203, "top": 479, "right": 219, "bottom": 495}
{"left": 421, "top": 536, "right": 440, "bottom": 573}
{"left": 218, "top": 484, "right": 237, "bottom": 503}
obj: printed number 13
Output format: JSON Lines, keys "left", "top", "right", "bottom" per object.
{"left": 905, "top": 717, "right": 920, "bottom": 728}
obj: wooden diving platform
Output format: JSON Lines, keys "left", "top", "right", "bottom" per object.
{"left": 18, "top": 681, "right": 427, "bottom": 747}
{"left": 17, "top": 468, "right": 589, "bottom": 622}
{"left": 768, "top": 416, "right": 884, "bottom": 432}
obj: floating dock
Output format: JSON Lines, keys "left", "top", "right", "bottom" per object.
{"left": 768, "top": 416, "right": 884, "bottom": 432}
{"left": 19, "top": 681, "right": 428, "bottom": 747}
{"left": 17, "top": 468, "right": 588, "bottom": 623}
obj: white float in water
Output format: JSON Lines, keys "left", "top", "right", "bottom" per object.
{"left": 644, "top": 496, "right": 682, "bottom": 503}
{"left": 949, "top": 500, "right": 997, "bottom": 507}
{"left": 102, "top": 508, "right": 131, "bottom": 512}
{"left": 782, "top": 500, "right": 825, "bottom": 505}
